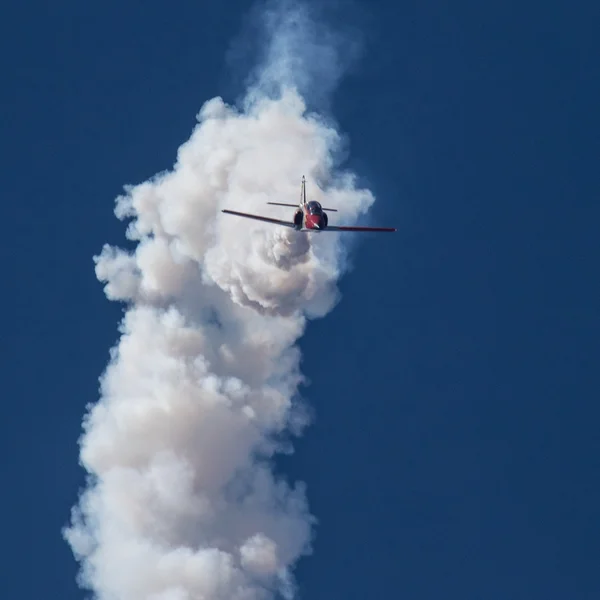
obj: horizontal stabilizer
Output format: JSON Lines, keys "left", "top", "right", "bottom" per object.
{"left": 267, "top": 202, "right": 337, "bottom": 212}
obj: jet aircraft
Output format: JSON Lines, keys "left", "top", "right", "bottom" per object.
{"left": 221, "top": 176, "right": 396, "bottom": 233}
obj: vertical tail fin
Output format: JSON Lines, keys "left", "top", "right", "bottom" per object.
{"left": 301, "top": 175, "right": 307, "bottom": 207}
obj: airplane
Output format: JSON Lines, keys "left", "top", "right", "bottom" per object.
{"left": 221, "top": 176, "right": 396, "bottom": 233}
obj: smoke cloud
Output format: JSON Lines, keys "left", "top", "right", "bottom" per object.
{"left": 65, "top": 2, "right": 375, "bottom": 599}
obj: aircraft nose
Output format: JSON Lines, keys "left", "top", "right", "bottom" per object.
{"left": 308, "top": 214, "right": 321, "bottom": 229}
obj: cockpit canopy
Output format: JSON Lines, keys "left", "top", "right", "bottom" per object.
{"left": 307, "top": 201, "right": 323, "bottom": 215}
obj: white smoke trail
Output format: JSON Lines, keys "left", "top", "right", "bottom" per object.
{"left": 65, "top": 3, "right": 374, "bottom": 599}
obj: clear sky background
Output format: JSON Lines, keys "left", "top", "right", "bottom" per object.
{"left": 1, "top": 1, "right": 599, "bottom": 598}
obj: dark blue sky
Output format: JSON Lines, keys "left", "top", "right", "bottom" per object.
{"left": 2, "top": 1, "right": 599, "bottom": 598}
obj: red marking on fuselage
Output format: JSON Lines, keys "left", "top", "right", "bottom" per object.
{"left": 305, "top": 213, "right": 321, "bottom": 229}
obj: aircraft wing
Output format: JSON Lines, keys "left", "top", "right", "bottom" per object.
{"left": 222, "top": 209, "right": 296, "bottom": 229}
{"left": 325, "top": 225, "right": 396, "bottom": 232}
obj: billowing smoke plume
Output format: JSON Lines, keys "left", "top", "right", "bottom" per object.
{"left": 65, "top": 2, "right": 374, "bottom": 599}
